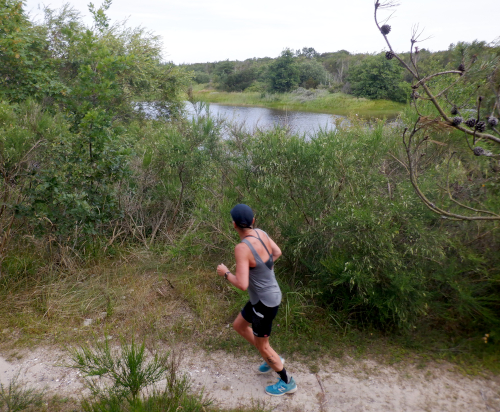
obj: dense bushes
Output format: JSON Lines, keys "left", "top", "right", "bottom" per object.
{"left": 348, "top": 54, "right": 410, "bottom": 103}
{"left": 0, "top": 0, "right": 191, "bottom": 265}
{"left": 199, "top": 116, "right": 498, "bottom": 331}
{"left": 4, "top": 96, "right": 499, "bottom": 334}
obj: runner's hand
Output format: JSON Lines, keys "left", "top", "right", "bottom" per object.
{"left": 217, "top": 263, "right": 229, "bottom": 277}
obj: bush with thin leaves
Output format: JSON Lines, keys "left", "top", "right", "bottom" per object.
{"left": 0, "top": 372, "right": 44, "bottom": 412}
{"left": 70, "top": 337, "right": 169, "bottom": 403}
{"left": 71, "top": 338, "right": 212, "bottom": 412}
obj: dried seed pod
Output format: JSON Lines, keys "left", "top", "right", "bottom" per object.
{"left": 385, "top": 51, "right": 394, "bottom": 60}
{"left": 451, "top": 106, "right": 458, "bottom": 115}
{"left": 473, "top": 147, "right": 485, "bottom": 156}
{"left": 465, "top": 118, "right": 476, "bottom": 128}
{"left": 380, "top": 25, "right": 391, "bottom": 35}
{"left": 487, "top": 116, "right": 499, "bottom": 127}
{"left": 452, "top": 117, "right": 463, "bottom": 126}
{"left": 475, "top": 121, "right": 486, "bottom": 132}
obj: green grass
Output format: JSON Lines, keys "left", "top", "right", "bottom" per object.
{"left": 191, "top": 86, "right": 406, "bottom": 119}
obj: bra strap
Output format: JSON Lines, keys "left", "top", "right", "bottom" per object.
{"left": 244, "top": 230, "right": 272, "bottom": 259}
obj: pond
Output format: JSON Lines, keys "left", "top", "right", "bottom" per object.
{"left": 185, "top": 102, "right": 342, "bottom": 137}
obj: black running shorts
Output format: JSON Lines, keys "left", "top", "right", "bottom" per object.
{"left": 241, "top": 300, "right": 279, "bottom": 338}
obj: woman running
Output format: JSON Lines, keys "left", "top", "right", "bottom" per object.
{"left": 216, "top": 204, "right": 297, "bottom": 396}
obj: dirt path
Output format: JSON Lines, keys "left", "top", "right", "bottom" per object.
{"left": 1, "top": 346, "right": 499, "bottom": 411}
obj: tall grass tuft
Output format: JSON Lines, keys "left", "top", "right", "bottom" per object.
{"left": 71, "top": 337, "right": 212, "bottom": 412}
{"left": 0, "top": 372, "right": 44, "bottom": 412}
{"left": 70, "top": 337, "right": 169, "bottom": 401}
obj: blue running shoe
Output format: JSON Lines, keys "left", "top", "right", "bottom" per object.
{"left": 257, "top": 357, "right": 284, "bottom": 374}
{"left": 265, "top": 377, "right": 297, "bottom": 396}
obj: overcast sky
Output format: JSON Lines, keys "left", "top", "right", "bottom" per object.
{"left": 24, "top": 0, "right": 500, "bottom": 64}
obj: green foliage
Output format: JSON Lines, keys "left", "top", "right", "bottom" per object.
{"left": 193, "top": 72, "right": 210, "bottom": 84}
{"left": 141, "top": 115, "right": 497, "bottom": 332}
{"left": 267, "top": 49, "right": 300, "bottom": 93}
{"left": 0, "top": 100, "right": 67, "bottom": 266}
{"left": 119, "top": 108, "right": 223, "bottom": 246}
{"left": 88, "top": 0, "right": 112, "bottom": 32}
{"left": 213, "top": 60, "right": 235, "bottom": 77}
{"left": 0, "top": 1, "right": 191, "bottom": 252}
{"left": 217, "top": 122, "right": 436, "bottom": 328}
{"left": 348, "top": 54, "right": 410, "bottom": 102}
{"left": 220, "top": 67, "right": 257, "bottom": 92}
{"left": 1, "top": 0, "right": 499, "bottom": 349}
{"left": 0, "top": 372, "right": 44, "bottom": 412}
{"left": 27, "top": 110, "right": 131, "bottom": 239}
{"left": 297, "top": 59, "right": 328, "bottom": 89}
{"left": 296, "top": 47, "right": 319, "bottom": 59}
{"left": 193, "top": 88, "right": 405, "bottom": 117}
{"left": 72, "top": 338, "right": 212, "bottom": 412}
{"left": 2, "top": 1, "right": 191, "bottom": 117}
{"left": 0, "top": 0, "right": 64, "bottom": 102}
{"left": 70, "top": 337, "right": 170, "bottom": 401}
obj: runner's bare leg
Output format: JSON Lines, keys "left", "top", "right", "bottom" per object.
{"left": 233, "top": 314, "right": 283, "bottom": 372}
{"left": 255, "top": 337, "right": 283, "bottom": 371}
{"left": 233, "top": 313, "right": 256, "bottom": 346}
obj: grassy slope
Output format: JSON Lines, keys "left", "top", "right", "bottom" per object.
{"left": 1, "top": 249, "right": 498, "bottom": 377}
{"left": 192, "top": 88, "right": 406, "bottom": 119}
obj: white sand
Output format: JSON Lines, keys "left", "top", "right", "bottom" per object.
{"left": 1, "top": 346, "right": 499, "bottom": 411}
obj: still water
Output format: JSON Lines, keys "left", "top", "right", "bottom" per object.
{"left": 185, "top": 102, "right": 342, "bottom": 137}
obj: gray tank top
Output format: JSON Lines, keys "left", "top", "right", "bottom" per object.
{"left": 241, "top": 230, "right": 282, "bottom": 307}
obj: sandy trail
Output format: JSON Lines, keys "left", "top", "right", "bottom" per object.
{"left": 1, "top": 346, "right": 499, "bottom": 411}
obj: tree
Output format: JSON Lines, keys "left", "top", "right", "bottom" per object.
{"left": 1, "top": 0, "right": 191, "bottom": 250}
{"left": 297, "top": 59, "right": 328, "bottom": 89}
{"left": 221, "top": 67, "right": 257, "bottom": 91}
{"left": 296, "top": 47, "right": 319, "bottom": 59}
{"left": 213, "top": 60, "right": 235, "bottom": 77}
{"left": 268, "top": 49, "right": 300, "bottom": 93}
{"left": 322, "top": 50, "right": 353, "bottom": 84}
{"left": 373, "top": 0, "right": 500, "bottom": 221}
{"left": 0, "top": 0, "right": 64, "bottom": 102}
{"left": 347, "top": 54, "right": 409, "bottom": 102}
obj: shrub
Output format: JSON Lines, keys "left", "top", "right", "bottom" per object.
{"left": 348, "top": 54, "right": 410, "bottom": 102}
{"left": 0, "top": 372, "right": 44, "bottom": 412}
{"left": 70, "top": 337, "right": 211, "bottom": 412}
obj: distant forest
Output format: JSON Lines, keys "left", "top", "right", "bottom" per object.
{"left": 181, "top": 43, "right": 499, "bottom": 103}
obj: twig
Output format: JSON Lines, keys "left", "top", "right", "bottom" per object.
{"left": 404, "top": 123, "right": 500, "bottom": 221}
{"left": 316, "top": 373, "right": 326, "bottom": 394}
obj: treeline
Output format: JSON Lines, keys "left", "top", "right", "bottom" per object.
{"left": 182, "top": 43, "right": 499, "bottom": 104}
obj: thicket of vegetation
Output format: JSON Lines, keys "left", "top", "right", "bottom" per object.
{"left": 0, "top": 0, "right": 499, "bottom": 391}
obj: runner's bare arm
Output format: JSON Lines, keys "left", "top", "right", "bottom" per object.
{"left": 268, "top": 237, "right": 281, "bottom": 262}
{"left": 216, "top": 244, "right": 250, "bottom": 291}
{"left": 257, "top": 229, "right": 282, "bottom": 262}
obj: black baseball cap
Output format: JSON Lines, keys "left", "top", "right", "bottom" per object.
{"left": 230, "top": 204, "right": 254, "bottom": 228}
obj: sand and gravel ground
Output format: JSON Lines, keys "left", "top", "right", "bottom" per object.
{"left": 1, "top": 345, "right": 499, "bottom": 411}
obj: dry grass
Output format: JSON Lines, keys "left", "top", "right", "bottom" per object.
{"left": 0, "top": 249, "right": 220, "bottom": 350}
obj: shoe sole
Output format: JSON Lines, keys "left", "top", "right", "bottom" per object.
{"left": 257, "top": 358, "right": 285, "bottom": 374}
{"left": 265, "top": 385, "right": 298, "bottom": 396}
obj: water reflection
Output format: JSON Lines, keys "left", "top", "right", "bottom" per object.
{"left": 185, "top": 102, "right": 342, "bottom": 137}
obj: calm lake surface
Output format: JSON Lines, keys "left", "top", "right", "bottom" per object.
{"left": 185, "top": 102, "right": 342, "bottom": 137}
